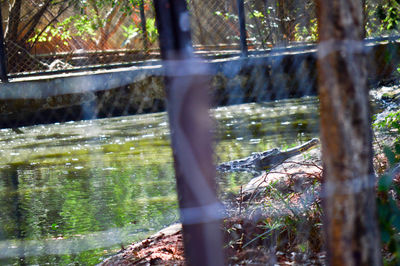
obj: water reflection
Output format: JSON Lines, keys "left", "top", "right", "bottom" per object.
{"left": 214, "top": 97, "right": 319, "bottom": 162}
{"left": 0, "top": 97, "right": 319, "bottom": 265}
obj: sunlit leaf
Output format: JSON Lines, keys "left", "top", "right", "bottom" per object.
{"left": 378, "top": 174, "right": 393, "bottom": 192}
{"left": 384, "top": 146, "right": 397, "bottom": 167}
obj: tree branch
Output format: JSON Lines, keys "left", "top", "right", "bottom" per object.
{"left": 19, "top": 0, "right": 52, "bottom": 45}
{"left": 5, "top": 0, "right": 23, "bottom": 42}
{"left": 99, "top": 12, "right": 127, "bottom": 48}
{"left": 28, "top": 2, "right": 73, "bottom": 50}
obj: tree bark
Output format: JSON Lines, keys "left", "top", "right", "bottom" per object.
{"left": 5, "top": 0, "right": 22, "bottom": 43}
{"left": 276, "top": 0, "right": 295, "bottom": 43}
{"left": 96, "top": 1, "right": 121, "bottom": 49}
{"left": 316, "top": 0, "right": 382, "bottom": 265}
{"left": 98, "top": 12, "right": 127, "bottom": 49}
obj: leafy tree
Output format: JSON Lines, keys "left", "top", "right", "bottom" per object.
{"left": 2, "top": 0, "right": 152, "bottom": 72}
{"left": 72, "top": 0, "right": 145, "bottom": 49}
{"left": 4, "top": 0, "right": 73, "bottom": 47}
{"left": 27, "top": 0, "right": 153, "bottom": 50}
{"left": 2, "top": 0, "right": 74, "bottom": 72}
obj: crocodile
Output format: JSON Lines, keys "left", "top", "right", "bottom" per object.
{"left": 216, "top": 138, "right": 319, "bottom": 175}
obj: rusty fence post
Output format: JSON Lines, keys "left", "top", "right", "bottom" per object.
{"left": 153, "top": 0, "right": 225, "bottom": 265}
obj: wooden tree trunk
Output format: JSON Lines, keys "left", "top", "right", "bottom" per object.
{"left": 316, "top": 0, "right": 382, "bottom": 265}
{"left": 276, "top": 0, "right": 295, "bottom": 43}
{"left": 5, "top": 0, "right": 22, "bottom": 43}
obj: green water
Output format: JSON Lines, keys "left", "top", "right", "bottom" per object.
{"left": 0, "top": 97, "right": 319, "bottom": 265}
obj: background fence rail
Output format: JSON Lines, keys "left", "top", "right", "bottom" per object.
{"left": 0, "top": 0, "right": 396, "bottom": 76}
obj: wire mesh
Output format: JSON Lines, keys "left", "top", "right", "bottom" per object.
{"left": 0, "top": 0, "right": 399, "bottom": 265}
{"left": 3, "top": 0, "right": 159, "bottom": 75}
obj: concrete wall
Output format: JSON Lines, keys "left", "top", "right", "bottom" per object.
{"left": 0, "top": 41, "right": 399, "bottom": 128}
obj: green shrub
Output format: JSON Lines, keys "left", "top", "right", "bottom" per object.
{"left": 374, "top": 110, "right": 400, "bottom": 265}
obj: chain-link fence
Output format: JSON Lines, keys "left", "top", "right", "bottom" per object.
{"left": 1, "top": 0, "right": 397, "bottom": 75}
{"left": 2, "top": 0, "right": 319, "bottom": 75}
{"left": 3, "top": 0, "right": 158, "bottom": 76}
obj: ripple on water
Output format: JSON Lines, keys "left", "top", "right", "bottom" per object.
{"left": 0, "top": 98, "right": 319, "bottom": 265}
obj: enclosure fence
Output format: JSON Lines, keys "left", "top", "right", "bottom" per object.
{"left": 1, "top": 0, "right": 396, "bottom": 76}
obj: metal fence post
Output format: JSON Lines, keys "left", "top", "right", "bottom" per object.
{"left": 154, "top": 0, "right": 225, "bottom": 265}
{"left": 237, "top": 0, "right": 248, "bottom": 57}
{"left": 0, "top": 7, "right": 8, "bottom": 82}
{"left": 139, "top": 0, "right": 149, "bottom": 50}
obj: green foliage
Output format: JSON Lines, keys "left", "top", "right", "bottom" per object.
{"left": 28, "top": 26, "right": 71, "bottom": 46}
{"left": 213, "top": 0, "right": 317, "bottom": 45}
{"left": 215, "top": 11, "right": 239, "bottom": 21}
{"left": 144, "top": 18, "right": 159, "bottom": 44}
{"left": 377, "top": 168, "right": 400, "bottom": 265}
{"left": 70, "top": 15, "right": 99, "bottom": 39}
{"left": 28, "top": 0, "right": 150, "bottom": 48}
{"left": 28, "top": 13, "right": 102, "bottom": 46}
{"left": 294, "top": 19, "right": 318, "bottom": 42}
{"left": 375, "top": 110, "right": 400, "bottom": 265}
{"left": 122, "top": 7, "right": 158, "bottom": 47}
{"left": 250, "top": 10, "right": 264, "bottom": 19}
{"left": 382, "top": 1, "right": 400, "bottom": 31}
{"left": 365, "top": 0, "right": 400, "bottom": 37}
{"left": 377, "top": 190, "right": 400, "bottom": 265}
{"left": 374, "top": 109, "right": 400, "bottom": 173}
{"left": 375, "top": 110, "right": 400, "bottom": 144}
{"left": 215, "top": 7, "right": 270, "bottom": 45}
{"left": 74, "top": 0, "right": 141, "bottom": 15}
{"left": 122, "top": 24, "right": 139, "bottom": 39}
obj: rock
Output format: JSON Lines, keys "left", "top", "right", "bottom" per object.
{"left": 48, "top": 59, "right": 72, "bottom": 70}
{"left": 99, "top": 224, "right": 184, "bottom": 266}
{"left": 370, "top": 83, "right": 400, "bottom": 107}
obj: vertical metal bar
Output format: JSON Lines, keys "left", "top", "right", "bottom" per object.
{"left": 237, "top": 0, "right": 248, "bottom": 57}
{"left": 0, "top": 8, "right": 8, "bottom": 82}
{"left": 153, "top": 0, "right": 225, "bottom": 265}
{"left": 139, "top": 0, "right": 149, "bottom": 50}
{"left": 154, "top": 0, "right": 193, "bottom": 60}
